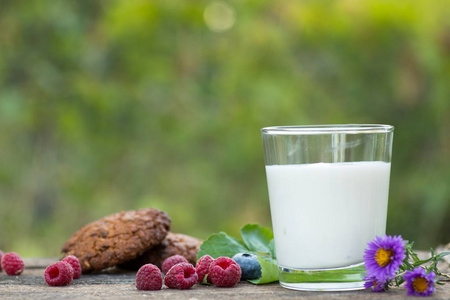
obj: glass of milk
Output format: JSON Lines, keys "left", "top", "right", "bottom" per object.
{"left": 261, "top": 124, "right": 394, "bottom": 291}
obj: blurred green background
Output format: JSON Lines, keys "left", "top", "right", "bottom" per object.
{"left": 1, "top": 0, "right": 449, "bottom": 257}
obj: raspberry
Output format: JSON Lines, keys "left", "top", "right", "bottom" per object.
{"left": 0, "top": 250, "right": 4, "bottom": 272}
{"left": 161, "top": 254, "right": 189, "bottom": 274}
{"left": 44, "top": 261, "right": 74, "bottom": 286}
{"left": 135, "top": 264, "right": 163, "bottom": 291}
{"left": 196, "top": 255, "right": 214, "bottom": 283}
{"left": 62, "top": 255, "right": 82, "bottom": 279}
{"left": 209, "top": 257, "right": 241, "bottom": 287}
{"left": 232, "top": 253, "right": 261, "bottom": 280}
{"left": 1, "top": 252, "right": 25, "bottom": 276}
{"left": 164, "top": 262, "right": 198, "bottom": 289}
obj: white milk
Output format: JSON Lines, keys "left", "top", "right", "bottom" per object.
{"left": 265, "top": 161, "right": 391, "bottom": 269}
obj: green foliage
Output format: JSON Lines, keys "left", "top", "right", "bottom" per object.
{"left": 0, "top": 0, "right": 449, "bottom": 256}
{"left": 198, "top": 224, "right": 278, "bottom": 284}
{"left": 393, "top": 241, "right": 450, "bottom": 287}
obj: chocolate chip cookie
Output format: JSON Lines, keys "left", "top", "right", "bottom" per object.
{"left": 119, "top": 232, "right": 202, "bottom": 270}
{"left": 61, "top": 208, "right": 171, "bottom": 273}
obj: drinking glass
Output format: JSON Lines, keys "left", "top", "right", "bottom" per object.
{"left": 261, "top": 124, "right": 394, "bottom": 291}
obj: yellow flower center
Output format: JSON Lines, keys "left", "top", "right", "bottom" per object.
{"left": 413, "top": 277, "right": 428, "bottom": 293}
{"left": 375, "top": 248, "right": 393, "bottom": 267}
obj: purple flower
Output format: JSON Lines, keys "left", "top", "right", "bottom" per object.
{"left": 363, "top": 275, "right": 388, "bottom": 292}
{"left": 404, "top": 267, "right": 436, "bottom": 297}
{"left": 363, "top": 235, "right": 406, "bottom": 281}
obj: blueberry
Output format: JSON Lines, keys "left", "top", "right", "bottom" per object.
{"left": 232, "top": 253, "right": 262, "bottom": 280}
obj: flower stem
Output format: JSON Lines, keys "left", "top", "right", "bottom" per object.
{"left": 436, "top": 271, "right": 450, "bottom": 281}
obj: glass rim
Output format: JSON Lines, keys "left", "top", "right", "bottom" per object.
{"left": 261, "top": 124, "right": 394, "bottom": 135}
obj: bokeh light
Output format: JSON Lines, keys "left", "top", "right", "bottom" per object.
{"left": 204, "top": 1, "right": 236, "bottom": 32}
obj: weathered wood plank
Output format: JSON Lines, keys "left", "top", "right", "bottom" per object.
{"left": 1, "top": 256, "right": 449, "bottom": 299}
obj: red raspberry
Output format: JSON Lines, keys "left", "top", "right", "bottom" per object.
{"left": 44, "top": 261, "right": 74, "bottom": 286}
{"left": 196, "top": 255, "right": 214, "bottom": 284}
{"left": 135, "top": 264, "right": 163, "bottom": 291}
{"left": 161, "top": 254, "right": 189, "bottom": 274}
{"left": 1, "top": 252, "right": 25, "bottom": 276}
{"left": 209, "top": 257, "right": 241, "bottom": 287}
{"left": 0, "top": 250, "right": 4, "bottom": 272}
{"left": 164, "top": 262, "right": 198, "bottom": 289}
{"left": 62, "top": 255, "right": 82, "bottom": 279}
{"left": 207, "top": 274, "right": 213, "bottom": 284}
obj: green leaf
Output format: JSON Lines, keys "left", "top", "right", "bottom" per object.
{"left": 413, "top": 258, "right": 433, "bottom": 266}
{"left": 197, "top": 232, "right": 248, "bottom": 259}
{"left": 403, "top": 260, "right": 414, "bottom": 270}
{"left": 240, "top": 224, "right": 274, "bottom": 256}
{"left": 436, "top": 251, "right": 450, "bottom": 259}
{"left": 248, "top": 255, "right": 279, "bottom": 284}
{"left": 269, "top": 239, "right": 276, "bottom": 259}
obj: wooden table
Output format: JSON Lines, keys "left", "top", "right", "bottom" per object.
{"left": 1, "top": 257, "right": 449, "bottom": 299}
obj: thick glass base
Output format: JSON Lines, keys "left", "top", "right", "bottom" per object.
{"left": 278, "top": 263, "right": 366, "bottom": 291}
